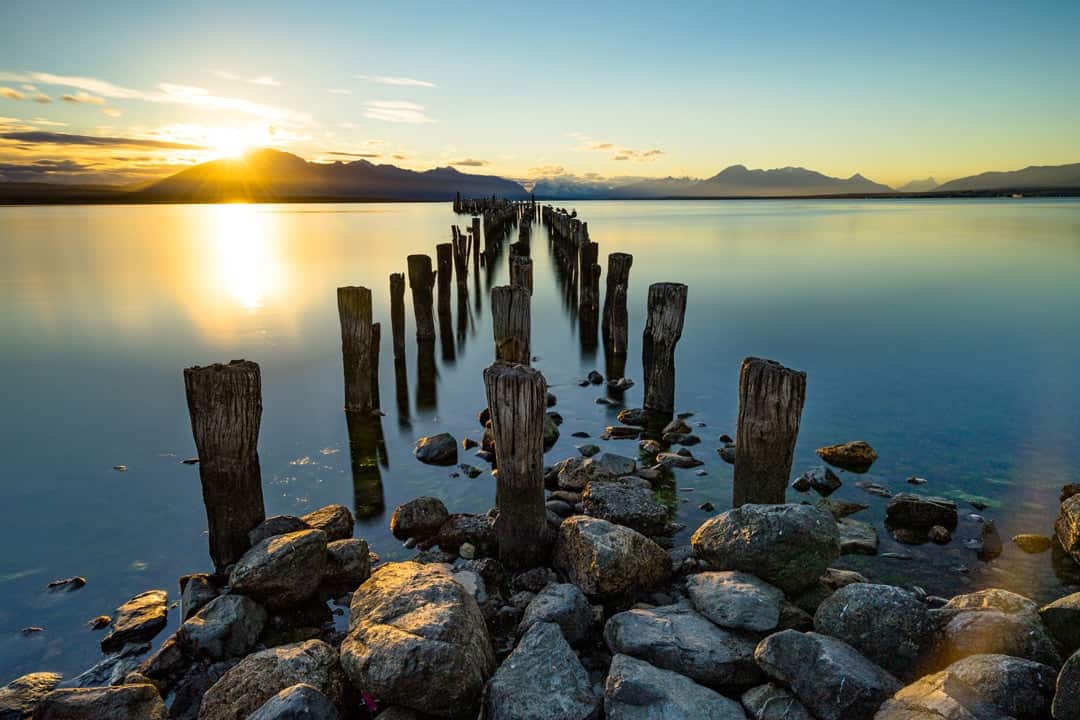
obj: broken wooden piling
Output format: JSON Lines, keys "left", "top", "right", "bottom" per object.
{"left": 407, "top": 254, "right": 436, "bottom": 340}
{"left": 642, "top": 282, "right": 688, "bottom": 418}
{"left": 390, "top": 273, "right": 406, "bottom": 362}
{"left": 602, "top": 252, "right": 633, "bottom": 349}
{"left": 337, "top": 286, "right": 379, "bottom": 414}
{"left": 491, "top": 284, "right": 531, "bottom": 364}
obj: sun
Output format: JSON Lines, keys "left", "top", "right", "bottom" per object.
{"left": 214, "top": 131, "right": 252, "bottom": 159}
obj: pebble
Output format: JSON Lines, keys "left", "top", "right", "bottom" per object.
{"left": 699, "top": 502, "right": 715, "bottom": 511}
{"left": 47, "top": 576, "right": 87, "bottom": 592}
{"left": 21, "top": 627, "right": 44, "bottom": 636}
{"left": 88, "top": 615, "right": 111, "bottom": 630}
{"left": 181, "top": 457, "right": 199, "bottom": 465}
{"left": 113, "top": 465, "right": 128, "bottom": 472}
{"left": 906, "top": 476, "right": 928, "bottom": 485}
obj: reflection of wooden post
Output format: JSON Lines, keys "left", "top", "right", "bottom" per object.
{"left": 733, "top": 357, "right": 807, "bottom": 507}
{"left": 389, "top": 273, "right": 406, "bottom": 362}
{"left": 484, "top": 361, "right": 547, "bottom": 570}
{"left": 642, "top": 283, "right": 688, "bottom": 417}
{"left": 492, "top": 285, "right": 530, "bottom": 364}
{"left": 602, "top": 253, "right": 633, "bottom": 345}
{"left": 184, "top": 360, "right": 266, "bottom": 573}
{"left": 346, "top": 410, "right": 386, "bottom": 519}
{"left": 407, "top": 255, "right": 435, "bottom": 340}
{"left": 510, "top": 256, "right": 533, "bottom": 295}
{"left": 337, "top": 286, "right": 377, "bottom": 413}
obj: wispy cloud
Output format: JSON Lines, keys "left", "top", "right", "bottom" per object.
{"left": 326, "top": 150, "right": 380, "bottom": 158}
{"left": 527, "top": 164, "right": 566, "bottom": 177}
{"left": 1, "top": 87, "right": 25, "bottom": 100}
{"left": 363, "top": 100, "right": 433, "bottom": 124}
{"left": 102, "top": 107, "right": 122, "bottom": 118}
{"left": 569, "top": 132, "right": 664, "bottom": 163}
{"left": 61, "top": 91, "right": 105, "bottom": 105}
{"left": 213, "top": 70, "right": 281, "bottom": 86}
{"left": 33, "top": 93, "right": 51, "bottom": 103}
{"left": 449, "top": 158, "right": 489, "bottom": 167}
{"left": 3, "top": 86, "right": 54, "bottom": 103}
{"left": 31, "top": 117, "right": 67, "bottom": 127}
{"left": 356, "top": 74, "right": 436, "bottom": 88}
{"left": 0, "top": 130, "right": 208, "bottom": 150}
{"left": 328, "top": 88, "right": 352, "bottom": 95}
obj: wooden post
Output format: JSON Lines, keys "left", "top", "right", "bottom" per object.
{"left": 602, "top": 253, "right": 633, "bottom": 344}
{"left": 510, "top": 256, "right": 533, "bottom": 295}
{"left": 733, "top": 358, "right": 807, "bottom": 506}
{"left": 642, "top": 283, "right": 688, "bottom": 417}
{"left": 452, "top": 227, "right": 471, "bottom": 289}
{"left": 337, "top": 286, "right": 378, "bottom": 414}
{"left": 183, "top": 360, "right": 266, "bottom": 572}
{"left": 609, "top": 284, "right": 629, "bottom": 355}
{"left": 389, "top": 273, "right": 406, "bottom": 362}
{"left": 484, "top": 361, "right": 548, "bottom": 570}
{"left": 407, "top": 254, "right": 436, "bottom": 340}
{"left": 491, "top": 285, "right": 530, "bottom": 364}
{"left": 436, "top": 242, "right": 454, "bottom": 300}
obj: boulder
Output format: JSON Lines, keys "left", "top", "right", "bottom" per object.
{"left": 885, "top": 494, "right": 958, "bottom": 529}
{"left": 604, "top": 654, "right": 747, "bottom": 720}
{"left": 604, "top": 603, "right": 761, "bottom": 688}
{"left": 166, "top": 659, "right": 237, "bottom": 720}
{"left": 33, "top": 684, "right": 165, "bottom": 720}
{"left": 1013, "top": 533, "right": 1053, "bottom": 553}
{"left": 102, "top": 590, "right": 169, "bottom": 652}
{"left": 816, "top": 497, "right": 869, "bottom": 519}
{"left": 556, "top": 457, "right": 588, "bottom": 491}
{"left": 795, "top": 467, "right": 842, "bottom": 495}
{"left": 340, "top": 562, "right": 494, "bottom": 718}
{"left": 197, "top": 640, "right": 345, "bottom": 720}
{"left": 816, "top": 441, "right": 877, "bottom": 473}
{"left": 249, "top": 516, "right": 310, "bottom": 547}
{"left": 740, "top": 683, "right": 813, "bottom": 720}
{"left": 61, "top": 643, "right": 151, "bottom": 688}
{"left": 432, "top": 513, "right": 496, "bottom": 556}
{"left": 617, "top": 408, "right": 648, "bottom": 427}
{"left": 553, "top": 516, "right": 670, "bottom": 597}
{"left": 246, "top": 683, "right": 339, "bottom": 720}
{"left": 935, "top": 609, "right": 1062, "bottom": 668}
{"left": 228, "top": 529, "right": 328, "bottom": 608}
{"left": 543, "top": 414, "right": 560, "bottom": 450}
{"left": 518, "top": 583, "right": 593, "bottom": 645}
{"left": 299, "top": 504, "right": 354, "bottom": 542}
{"left": 813, "top": 583, "right": 934, "bottom": 680}
{"left": 1056, "top": 495, "right": 1080, "bottom": 563}
{"left": 137, "top": 634, "right": 190, "bottom": 694}
{"left": 690, "top": 504, "right": 840, "bottom": 594}
{"left": 179, "top": 574, "right": 224, "bottom": 621}
{"left": 656, "top": 452, "right": 703, "bottom": 469}
{"left": 1055, "top": 650, "right": 1080, "bottom": 720}
{"left": 179, "top": 594, "right": 267, "bottom": 660}
{"left": 0, "top": 672, "right": 62, "bottom": 719}
{"left": 943, "top": 587, "right": 1038, "bottom": 616}
{"left": 755, "top": 630, "right": 901, "bottom": 720}
{"left": 838, "top": 518, "right": 879, "bottom": 555}
{"left": 1040, "top": 591, "right": 1080, "bottom": 654}
{"left": 582, "top": 453, "right": 637, "bottom": 481}
{"left": 581, "top": 478, "right": 670, "bottom": 536}
{"left": 482, "top": 622, "right": 600, "bottom": 720}
{"left": 685, "top": 571, "right": 783, "bottom": 633}
{"left": 414, "top": 433, "right": 459, "bottom": 466}
{"left": 322, "top": 539, "right": 371, "bottom": 590}
{"left": 875, "top": 654, "right": 1057, "bottom": 720}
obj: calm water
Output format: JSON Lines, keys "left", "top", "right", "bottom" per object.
{"left": 2, "top": 198, "right": 1079, "bottom": 680}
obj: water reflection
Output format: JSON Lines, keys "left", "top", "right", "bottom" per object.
{"left": 345, "top": 411, "right": 387, "bottom": 520}
{"left": 210, "top": 204, "right": 281, "bottom": 310}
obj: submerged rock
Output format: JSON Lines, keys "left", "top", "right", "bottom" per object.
{"left": 685, "top": 571, "right": 783, "bottom": 633}
{"left": 815, "top": 440, "right": 877, "bottom": 473}
{"left": 816, "top": 497, "right": 869, "bottom": 519}
{"left": 60, "top": 643, "right": 150, "bottom": 688}
{"left": 33, "top": 684, "right": 165, "bottom": 720}
{"left": 1056, "top": 495, "right": 1080, "bottom": 564}
{"left": 616, "top": 408, "right": 648, "bottom": 427}
{"left": 1013, "top": 533, "right": 1053, "bottom": 553}
{"left": 414, "top": 433, "right": 459, "bottom": 466}
{"left": 603, "top": 654, "right": 747, "bottom": 720}
{"left": 246, "top": 683, "right": 339, "bottom": 720}
{"left": 885, "top": 493, "right": 958, "bottom": 529}
{"left": 101, "top": 590, "right": 169, "bottom": 652}
{"left": 1056, "top": 651, "right": 1080, "bottom": 720}
{"left": 838, "top": 518, "right": 879, "bottom": 555}
{"left": 390, "top": 496, "right": 450, "bottom": 541}
{"left": 554, "top": 516, "right": 670, "bottom": 598}
{"left": 228, "top": 529, "right": 328, "bottom": 608}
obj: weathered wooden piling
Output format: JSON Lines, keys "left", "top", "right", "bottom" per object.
{"left": 390, "top": 273, "right": 406, "bottom": 362}
{"left": 491, "top": 284, "right": 531, "bottom": 364}
{"left": 733, "top": 357, "right": 807, "bottom": 507}
{"left": 337, "top": 286, "right": 380, "bottom": 414}
{"left": 510, "top": 256, "right": 533, "bottom": 294}
{"left": 642, "top": 282, "right": 688, "bottom": 417}
{"left": 602, "top": 253, "right": 633, "bottom": 348}
{"left": 452, "top": 227, "right": 471, "bottom": 289}
{"left": 407, "top": 254, "right": 436, "bottom": 340}
{"left": 608, "top": 283, "right": 629, "bottom": 355}
{"left": 183, "top": 360, "right": 266, "bottom": 572}
{"left": 483, "top": 361, "right": 548, "bottom": 570}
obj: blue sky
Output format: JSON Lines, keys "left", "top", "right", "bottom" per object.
{"left": 1, "top": 0, "right": 1078, "bottom": 186}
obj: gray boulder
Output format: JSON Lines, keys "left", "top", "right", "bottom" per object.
{"left": 340, "top": 562, "right": 494, "bottom": 718}
{"left": 518, "top": 583, "right": 593, "bottom": 645}
{"left": 943, "top": 587, "right": 1039, "bottom": 616}
{"left": 323, "top": 539, "right": 371, "bottom": 590}
{"left": 299, "top": 504, "right": 354, "bottom": 542}
{"left": 0, "top": 672, "right": 63, "bottom": 719}
{"left": 246, "top": 683, "right": 339, "bottom": 720}
{"left": 813, "top": 583, "right": 933, "bottom": 680}
{"left": 581, "top": 477, "right": 670, "bottom": 536}
{"left": 1040, "top": 591, "right": 1080, "bottom": 655}
{"left": 102, "top": 590, "right": 169, "bottom": 652}
{"left": 1056, "top": 650, "right": 1080, "bottom": 720}
{"left": 60, "top": 643, "right": 150, "bottom": 688}
{"left": 553, "top": 516, "right": 670, "bottom": 597}
{"left": 391, "top": 496, "right": 450, "bottom": 541}
{"left": 179, "top": 594, "right": 267, "bottom": 660}
{"left": 604, "top": 603, "right": 761, "bottom": 688}
{"left": 482, "top": 622, "right": 600, "bottom": 720}
{"left": 685, "top": 571, "right": 783, "bottom": 633}
{"left": 885, "top": 494, "right": 958, "bottom": 529}
{"left": 755, "top": 630, "right": 901, "bottom": 720}
{"left": 604, "top": 654, "right": 747, "bottom": 720}
{"left": 1057, "top": 494, "right": 1080, "bottom": 564}
{"left": 33, "top": 684, "right": 165, "bottom": 720}
{"left": 838, "top": 518, "right": 879, "bottom": 555}
{"left": 179, "top": 573, "right": 224, "bottom": 621}
{"left": 936, "top": 609, "right": 1062, "bottom": 668}
{"left": 741, "top": 683, "right": 813, "bottom": 720}
{"left": 249, "top": 516, "right": 310, "bottom": 547}
{"left": 690, "top": 504, "right": 840, "bottom": 594}
{"left": 228, "top": 529, "right": 328, "bottom": 608}
{"left": 414, "top": 433, "right": 459, "bottom": 466}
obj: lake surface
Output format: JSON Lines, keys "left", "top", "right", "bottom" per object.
{"left": 2, "top": 198, "right": 1079, "bottom": 680}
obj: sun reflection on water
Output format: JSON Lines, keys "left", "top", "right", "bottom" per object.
{"left": 210, "top": 203, "right": 280, "bottom": 310}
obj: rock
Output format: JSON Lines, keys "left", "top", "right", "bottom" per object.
{"left": 1058, "top": 495, "right": 1080, "bottom": 564}
{"left": 616, "top": 408, "right": 648, "bottom": 427}
{"left": 197, "top": 640, "right": 344, "bottom": 720}
{"left": 512, "top": 567, "right": 558, "bottom": 593}
{"left": 576, "top": 443, "right": 600, "bottom": 457}
{"left": 602, "top": 426, "right": 641, "bottom": 441}
{"left": 33, "top": 684, "right": 165, "bottom": 720}
{"left": 885, "top": 493, "right": 958, "bottom": 529}
{"left": 699, "top": 501, "right": 714, "bottom": 511}
{"left": 856, "top": 481, "right": 893, "bottom": 498}
{"left": 936, "top": 610, "right": 1061, "bottom": 668}
{"left": 391, "top": 497, "right": 449, "bottom": 541}
{"left": 975, "top": 520, "right": 1003, "bottom": 560}
{"left": 791, "top": 474, "right": 812, "bottom": 492}
{"left": 102, "top": 590, "right": 169, "bottom": 652}
{"left": 543, "top": 414, "right": 561, "bottom": 450}
{"left": 249, "top": 516, "right": 310, "bottom": 547}
{"left": 433, "top": 513, "right": 496, "bottom": 556}
{"left": 662, "top": 418, "right": 691, "bottom": 435}
{"left": 796, "top": 467, "right": 842, "bottom": 496}
{"left": 46, "top": 576, "right": 86, "bottom": 592}
{"left": 414, "top": 433, "right": 459, "bottom": 466}
{"left": 604, "top": 603, "right": 760, "bottom": 688}
{"left": 462, "top": 437, "right": 479, "bottom": 450}
{"left": 0, "top": 672, "right": 63, "bottom": 719}
{"left": 816, "top": 497, "right": 869, "bottom": 519}
{"left": 166, "top": 658, "right": 237, "bottom": 720}
{"left": 1055, "top": 650, "right": 1080, "bottom": 720}
{"left": 928, "top": 525, "right": 952, "bottom": 544}
{"left": 603, "top": 654, "right": 747, "bottom": 720}
{"left": 246, "top": 683, "right": 339, "bottom": 720}
{"left": 88, "top": 615, "right": 111, "bottom": 630}
{"left": 755, "top": 630, "right": 900, "bottom": 720}
{"left": 518, "top": 583, "right": 592, "bottom": 645}
{"left": 685, "top": 571, "right": 783, "bottom": 633}
{"left": 813, "top": 583, "right": 934, "bottom": 680}
{"left": 554, "top": 516, "right": 670, "bottom": 598}
{"left": 718, "top": 443, "right": 736, "bottom": 464}
{"left": 547, "top": 499, "right": 574, "bottom": 517}
{"left": 1014, "top": 533, "right": 1053, "bottom": 553}
{"left": 1040, "top": 592, "right": 1080, "bottom": 654}
{"left": 587, "top": 370, "right": 604, "bottom": 384}
{"left": 690, "top": 504, "right": 840, "bottom": 594}
{"left": 608, "top": 377, "right": 634, "bottom": 391}
{"left": 656, "top": 451, "right": 703, "bottom": 468}
{"left": 323, "top": 539, "right": 371, "bottom": 589}
{"left": 582, "top": 478, "right": 670, "bottom": 535}
{"left": 838, "top": 518, "right": 879, "bottom": 555}
{"left": 815, "top": 441, "right": 877, "bottom": 473}
{"left": 906, "top": 476, "right": 928, "bottom": 485}
{"left": 740, "top": 683, "right": 813, "bottom": 720}
{"left": 340, "top": 562, "right": 494, "bottom": 717}
{"left": 1063, "top": 484, "right": 1080, "bottom": 502}
{"left": 944, "top": 587, "right": 1039, "bottom": 615}
{"left": 585, "top": 453, "right": 637, "bottom": 480}
{"left": 299, "top": 504, "right": 354, "bottom": 542}
{"left": 483, "top": 622, "right": 600, "bottom": 720}
{"left": 61, "top": 643, "right": 151, "bottom": 688}
{"left": 875, "top": 654, "right": 1057, "bottom": 720}
{"left": 179, "top": 594, "right": 266, "bottom": 660}
{"left": 228, "top": 529, "right": 328, "bottom": 608}
{"left": 180, "top": 574, "right": 224, "bottom": 621}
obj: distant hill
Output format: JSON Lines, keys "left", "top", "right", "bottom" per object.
{"left": 531, "top": 177, "right": 622, "bottom": 200}
{"left": 897, "top": 177, "right": 938, "bottom": 193}
{"left": 934, "top": 163, "right": 1080, "bottom": 193}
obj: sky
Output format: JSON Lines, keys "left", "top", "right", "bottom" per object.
{"left": 1, "top": 0, "right": 1078, "bottom": 187}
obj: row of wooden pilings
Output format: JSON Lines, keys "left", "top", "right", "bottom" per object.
{"left": 181, "top": 198, "right": 808, "bottom": 574}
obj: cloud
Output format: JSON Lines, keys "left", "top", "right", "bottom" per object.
{"left": 392, "top": 153, "right": 408, "bottom": 160}
{"left": 327, "top": 150, "right": 381, "bottom": 158}
{"left": 31, "top": 117, "right": 67, "bottom": 126}
{"left": 102, "top": 107, "right": 122, "bottom": 118}
{"left": 363, "top": 100, "right": 433, "bottom": 124}
{"left": 0, "top": 130, "right": 208, "bottom": 149}
{"left": 570, "top": 131, "right": 665, "bottom": 163}
{"left": 213, "top": 70, "right": 280, "bottom": 86}
{"left": 449, "top": 158, "right": 489, "bottom": 167}
{"left": 1, "top": 87, "right": 25, "bottom": 100}
{"left": 527, "top": 164, "right": 566, "bottom": 177}
{"left": 328, "top": 88, "right": 352, "bottom": 95}
{"left": 61, "top": 91, "right": 105, "bottom": 105}
{"left": 33, "top": 93, "right": 51, "bottom": 103}
{"left": 356, "top": 74, "right": 436, "bottom": 88}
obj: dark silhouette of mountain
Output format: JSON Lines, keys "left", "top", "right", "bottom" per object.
{"left": 934, "top": 163, "right": 1080, "bottom": 193}
{"left": 530, "top": 177, "right": 621, "bottom": 199}
{"left": 683, "top": 165, "right": 893, "bottom": 196}
{"left": 897, "top": 177, "right": 938, "bottom": 193}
